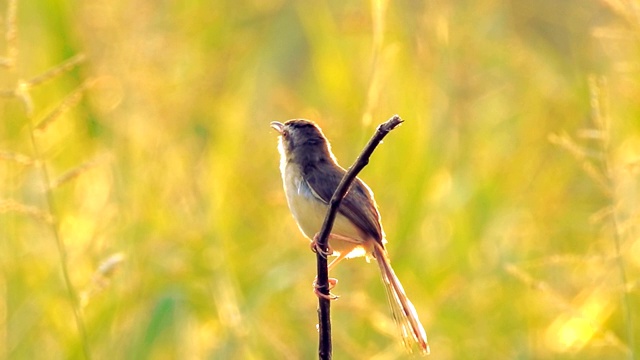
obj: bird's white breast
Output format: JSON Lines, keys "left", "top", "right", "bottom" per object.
{"left": 280, "top": 161, "right": 366, "bottom": 253}
{"left": 282, "top": 161, "right": 327, "bottom": 239}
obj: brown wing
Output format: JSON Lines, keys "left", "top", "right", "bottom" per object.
{"left": 303, "top": 161, "right": 384, "bottom": 245}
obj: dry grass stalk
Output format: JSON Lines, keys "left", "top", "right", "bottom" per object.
{"left": 35, "top": 79, "right": 95, "bottom": 132}
{"left": 80, "top": 253, "right": 125, "bottom": 308}
{"left": 0, "top": 0, "right": 18, "bottom": 68}
{"left": 0, "top": 150, "right": 35, "bottom": 165}
{"left": 51, "top": 154, "right": 107, "bottom": 189}
{"left": 548, "top": 132, "right": 611, "bottom": 194}
{"left": 26, "top": 54, "right": 86, "bottom": 87}
{"left": 0, "top": 198, "right": 54, "bottom": 223}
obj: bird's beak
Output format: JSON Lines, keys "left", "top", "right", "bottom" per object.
{"left": 270, "top": 121, "right": 285, "bottom": 134}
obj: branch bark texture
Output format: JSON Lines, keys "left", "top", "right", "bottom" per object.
{"left": 315, "top": 115, "right": 404, "bottom": 360}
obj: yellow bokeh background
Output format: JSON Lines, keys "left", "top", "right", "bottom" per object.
{"left": 1, "top": 0, "right": 639, "bottom": 359}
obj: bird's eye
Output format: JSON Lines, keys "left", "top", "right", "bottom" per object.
{"left": 282, "top": 130, "right": 289, "bottom": 138}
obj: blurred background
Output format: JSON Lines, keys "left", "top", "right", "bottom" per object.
{"left": 1, "top": 0, "right": 639, "bottom": 359}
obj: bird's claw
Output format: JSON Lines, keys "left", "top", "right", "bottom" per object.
{"left": 310, "top": 233, "right": 333, "bottom": 258}
{"left": 313, "top": 277, "right": 339, "bottom": 300}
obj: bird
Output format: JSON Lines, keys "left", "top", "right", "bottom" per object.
{"left": 270, "top": 119, "right": 429, "bottom": 355}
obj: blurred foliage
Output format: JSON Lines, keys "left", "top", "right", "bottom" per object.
{"left": 1, "top": 0, "right": 640, "bottom": 359}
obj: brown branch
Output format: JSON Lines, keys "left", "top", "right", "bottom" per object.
{"left": 315, "top": 115, "right": 404, "bottom": 360}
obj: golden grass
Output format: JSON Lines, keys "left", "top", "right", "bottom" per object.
{"left": 1, "top": 0, "right": 639, "bottom": 359}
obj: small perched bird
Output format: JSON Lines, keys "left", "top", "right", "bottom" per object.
{"left": 271, "top": 119, "right": 429, "bottom": 355}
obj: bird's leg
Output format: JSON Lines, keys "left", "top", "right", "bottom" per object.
{"left": 313, "top": 277, "right": 339, "bottom": 300}
{"left": 310, "top": 233, "right": 333, "bottom": 258}
{"left": 311, "top": 232, "right": 363, "bottom": 258}
{"left": 311, "top": 232, "right": 336, "bottom": 299}
{"left": 313, "top": 250, "right": 350, "bottom": 300}
{"left": 327, "top": 251, "right": 348, "bottom": 272}
{"left": 311, "top": 233, "right": 364, "bottom": 299}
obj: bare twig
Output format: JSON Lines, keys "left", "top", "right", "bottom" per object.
{"left": 314, "top": 115, "right": 404, "bottom": 360}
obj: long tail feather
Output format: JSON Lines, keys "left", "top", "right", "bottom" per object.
{"left": 373, "top": 243, "right": 430, "bottom": 355}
